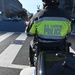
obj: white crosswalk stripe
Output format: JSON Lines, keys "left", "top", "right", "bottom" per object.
{"left": 0, "top": 32, "right": 14, "bottom": 42}
{"left": 16, "top": 33, "right": 27, "bottom": 41}
{"left": 0, "top": 44, "right": 22, "bottom": 64}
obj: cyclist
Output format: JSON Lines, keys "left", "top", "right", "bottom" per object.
{"left": 27, "top": 0, "right": 72, "bottom": 66}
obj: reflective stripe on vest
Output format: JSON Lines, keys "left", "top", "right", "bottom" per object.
{"left": 38, "top": 34, "right": 65, "bottom": 39}
{"left": 35, "top": 17, "right": 70, "bottom": 24}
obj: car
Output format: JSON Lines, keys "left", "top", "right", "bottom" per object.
{"left": 12, "top": 17, "right": 22, "bottom": 21}
{"left": 3, "top": 18, "right": 12, "bottom": 21}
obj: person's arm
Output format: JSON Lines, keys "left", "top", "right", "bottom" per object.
{"left": 26, "top": 12, "right": 40, "bottom": 36}
{"left": 29, "top": 21, "right": 36, "bottom": 35}
{"left": 25, "top": 21, "right": 30, "bottom": 26}
{"left": 26, "top": 16, "right": 35, "bottom": 36}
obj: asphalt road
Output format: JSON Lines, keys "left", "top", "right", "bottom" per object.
{"left": 0, "top": 32, "right": 74, "bottom": 75}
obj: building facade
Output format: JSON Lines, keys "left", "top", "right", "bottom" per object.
{"left": 0, "top": 0, "right": 23, "bottom": 18}
{"left": 9, "top": 0, "right": 23, "bottom": 17}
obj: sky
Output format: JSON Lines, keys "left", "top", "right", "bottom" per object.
{"left": 19, "top": 0, "right": 43, "bottom": 14}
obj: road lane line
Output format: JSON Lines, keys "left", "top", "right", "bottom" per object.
{"left": 0, "top": 32, "right": 14, "bottom": 42}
